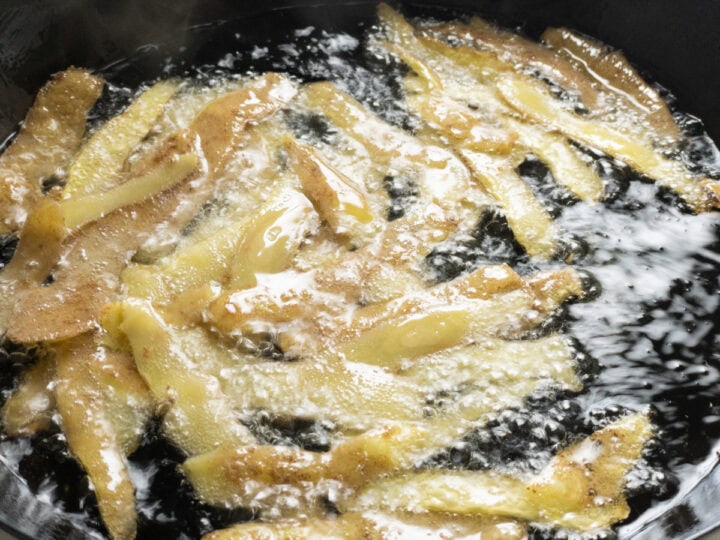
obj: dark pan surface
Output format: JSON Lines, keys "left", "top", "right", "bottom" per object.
{"left": 0, "top": 1, "right": 719, "bottom": 539}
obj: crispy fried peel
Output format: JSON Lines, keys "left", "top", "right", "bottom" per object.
{"left": 120, "top": 212, "right": 255, "bottom": 306}
{"left": 226, "top": 186, "right": 319, "bottom": 290}
{"left": 210, "top": 263, "right": 580, "bottom": 361}
{"left": 375, "top": 6, "right": 587, "bottom": 254}
{"left": 529, "top": 267, "right": 585, "bottom": 309}
{"left": 403, "top": 334, "right": 580, "bottom": 392}
{"left": 390, "top": 30, "right": 604, "bottom": 202}
{"left": 183, "top": 310, "right": 582, "bottom": 514}
{"left": 183, "top": 423, "right": 461, "bottom": 514}
{"left": 219, "top": 334, "right": 578, "bottom": 435}
{"left": 378, "top": 2, "right": 599, "bottom": 110}
{"left": 164, "top": 188, "right": 318, "bottom": 328}
{"left": 0, "top": 68, "right": 104, "bottom": 234}
{"left": 306, "top": 210, "right": 457, "bottom": 306}
{"left": 190, "top": 73, "right": 297, "bottom": 175}
{"left": 463, "top": 15, "right": 603, "bottom": 110}
{"left": 0, "top": 7, "right": 689, "bottom": 539}
{"left": 54, "top": 334, "right": 154, "bottom": 540}
{"left": 119, "top": 300, "right": 256, "bottom": 455}
{"left": 542, "top": 27, "right": 681, "bottom": 142}
{"left": 459, "top": 150, "right": 558, "bottom": 258}
{"left": 60, "top": 153, "right": 199, "bottom": 231}
{"left": 1, "top": 355, "right": 55, "bottom": 437}
{"left": 284, "top": 137, "right": 375, "bottom": 242}
{"left": 408, "top": 91, "right": 518, "bottom": 154}
{"left": 296, "top": 76, "right": 487, "bottom": 300}
{"left": 183, "top": 424, "right": 416, "bottom": 506}
{"left": 5, "top": 143, "right": 202, "bottom": 343}
{"left": 6, "top": 74, "right": 296, "bottom": 344}
{"left": 63, "top": 80, "right": 179, "bottom": 197}
{"left": 184, "top": 371, "right": 583, "bottom": 514}
{"left": 703, "top": 178, "right": 720, "bottom": 207}
{"left": 0, "top": 199, "right": 65, "bottom": 335}
{"left": 301, "top": 82, "right": 475, "bottom": 211}
{"left": 497, "top": 73, "right": 717, "bottom": 212}
{"left": 221, "top": 360, "right": 424, "bottom": 432}
{"left": 504, "top": 118, "right": 604, "bottom": 203}
{"left": 202, "top": 512, "right": 526, "bottom": 540}
{"left": 345, "top": 413, "right": 653, "bottom": 531}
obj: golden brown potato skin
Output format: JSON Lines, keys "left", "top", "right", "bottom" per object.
{"left": 55, "top": 335, "right": 154, "bottom": 540}
{"left": 0, "top": 68, "right": 103, "bottom": 234}
{"left": 203, "top": 512, "right": 526, "bottom": 540}
{"left": 6, "top": 74, "right": 296, "bottom": 344}
{"left": 3, "top": 4, "right": 697, "bottom": 538}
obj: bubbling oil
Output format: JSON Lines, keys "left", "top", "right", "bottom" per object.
{"left": 0, "top": 12, "right": 719, "bottom": 540}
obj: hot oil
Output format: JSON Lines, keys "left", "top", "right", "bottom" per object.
{"left": 0, "top": 13, "right": 719, "bottom": 540}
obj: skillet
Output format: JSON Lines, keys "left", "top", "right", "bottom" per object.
{"left": 0, "top": 1, "right": 719, "bottom": 538}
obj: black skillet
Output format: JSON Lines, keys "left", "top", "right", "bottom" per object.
{"left": 0, "top": 1, "right": 719, "bottom": 539}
